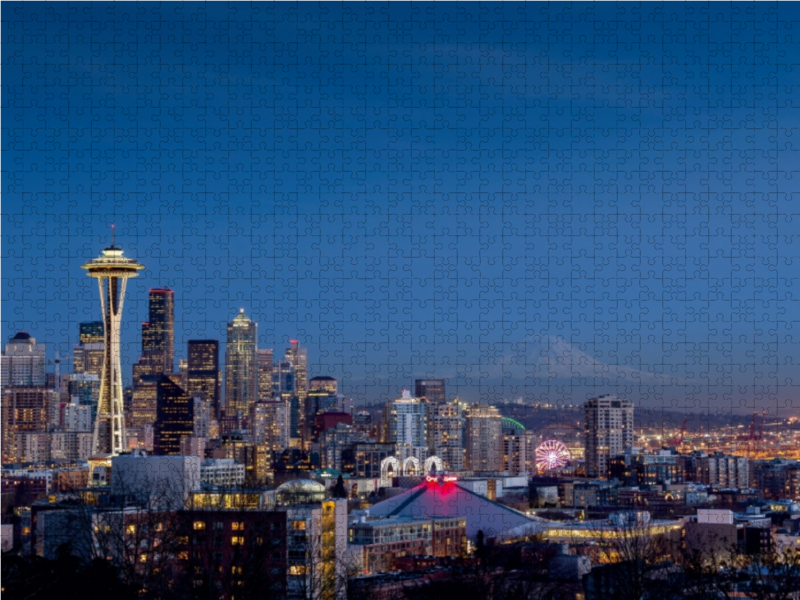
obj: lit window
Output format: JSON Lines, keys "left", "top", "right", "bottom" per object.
{"left": 139, "top": 553, "right": 147, "bottom": 563}
{"left": 126, "top": 524, "right": 137, "bottom": 534}
{"left": 289, "top": 566, "right": 307, "bottom": 575}
{"left": 231, "top": 536, "right": 245, "bottom": 545}
{"left": 193, "top": 521, "right": 206, "bottom": 530}
{"left": 232, "top": 522, "right": 245, "bottom": 531}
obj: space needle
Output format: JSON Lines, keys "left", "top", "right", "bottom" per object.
{"left": 82, "top": 226, "right": 144, "bottom": 457}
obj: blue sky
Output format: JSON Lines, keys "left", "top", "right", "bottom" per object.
{"left": 3, "top": 2, "right": 800, "bottom": 414}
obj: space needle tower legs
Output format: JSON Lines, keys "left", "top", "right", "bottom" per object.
{"left": 82, "top": 227, "right": 144, "bottom": 458}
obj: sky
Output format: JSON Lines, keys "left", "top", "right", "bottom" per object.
{"left": 3, "top": 2, "right": 800, "bottom": 415}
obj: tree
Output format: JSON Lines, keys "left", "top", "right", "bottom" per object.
{"left": 584, "top": 512, "right": 683, "bottom": 600}
{"left": 2, "top": 542, "right": 137, "bottom": 600}
{"left": 332, "top": 475, "right": 347, "bottom": 499}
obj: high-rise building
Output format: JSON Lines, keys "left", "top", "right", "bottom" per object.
{"left": 285, "top": 340, "right": 308, "bottom": 434}
{"left": 308, "top": 376, "right": 341, "bottom": 438}
{"left": 273, "top": 359, "right": 302, "bottom": 440}
{"left": 428, "top": 399, "right": 464, "bottom": 471}
{"left": 385, "top": 390, "right": 428, "bottom": 448}
{"left": 129, "top": 381, "right": 158, "bottom": 428}
{"left": 1, "top": 332, "right": 46, "bottom": 387}
{"left": 464, "top": 404, "right": 503, "bottom": 473}
{"left": 503, "top": 431, "right": 531, "bottom": 476}
{"left": 319, "top": 423, "right": 356, "bottom": 471}
{"left": 178, "top": 359, "right": 188, "bottom": 387}
{"left": 584, "top": 395, "right": 634, "bottom": 478}
{"left": 310, "top": 376, "right": 338, "bottom": 395}
{"left": 63, "top": 400, "right": 93, "bottom": 432}
{"left": 187, "top": 340, "right": 221, "bottom": 418}
{"left": 82, "top": 239, "right": 144, "bottom": 456}
{"left": 224, "top": 309, "right": 258, "bottom": 416}
{"left": 79, "top": 321, "right": 105, "bottom": 343}
{"left": 257, "top": 348, "right": 274, "bottom": 400}
{"left": 690, "top": 452, "right": 749, "bottom": 489}
{"left": 67, "top": 373, "right": 101, "bottom": 422}
{"left": 415, "top": 379, "right": 446, "bottom": 403}
{"left": 250, "top": 399, "right": 290, "bottom": 452}
{"left": 141, "top": 289, "right": 175, "bottom": 375}
{"left": 73, "top": 322, "right": 105, "bottom": 377}
{"left": 154, "top": 374, "right": 193, "bottom": 456}
{"left": 2, "top": 387, "right": 56, "bottom": 464}
{"left": 753, "top": 458, "right": 800, "bottom": 500}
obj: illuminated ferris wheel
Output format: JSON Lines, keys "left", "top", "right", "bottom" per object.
{"left": 535, "top": 439, "right": 571, "bottom": 472}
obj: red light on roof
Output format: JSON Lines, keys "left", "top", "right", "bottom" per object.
{"left": 290, "top": 339, "right": 298, "bottom": 344}
{"left": 150, "top": 288, "right": 173, "bottom": 294}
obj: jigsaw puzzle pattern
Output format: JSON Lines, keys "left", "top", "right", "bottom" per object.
{"left": 3, "top": 3, "right": 800, "bottom": 438}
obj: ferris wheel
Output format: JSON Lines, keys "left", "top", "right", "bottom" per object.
{"left": 535, "top": 439, "right": 571, "bottom": 472}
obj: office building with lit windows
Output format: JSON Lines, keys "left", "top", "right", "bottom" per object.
{"left": 1, "top": 332, "right": 46, "bottom": 387}
{"left": 464, "top": 404, "right": 503, "bottom": 473}
{"left": 141, "top": 289, "right": 175, "bottom": 375}
{"left": 250, "top": 399, "right": 290, "bottom": 452}
{"left": 415, "top": 379, "right": 446, "bottom": 403}
{"left": 224, "top": 309, "right": 258, "bottom": 416}
{"left": 187, "top": 339, "right": 221, "bottom": 418}
{"left": 257, "top": 348, "right": 274, "bottom": 400}
{"left": 385, "top": 390, "right": 428, "bottom": 450}
{"left": 72, "top": 321, "right": 104, "bottom": 377}
{"left": 584, "top": 395, "right": 634, "bottom": 478}
{"left": 154, "top": 374, "right": 194, "bottom": 456}
{"left": 284, "top": 340, "right": 309, "bottom": 437}
{"left": 1, "top": 386, "right": 57, "bottom": 464}
{"left": 427, "top": 399, "right": 464, "bottom": 472}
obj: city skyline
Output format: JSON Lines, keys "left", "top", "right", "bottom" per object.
{"left": 4, "top": 3, "right": 800, "bottom": 414}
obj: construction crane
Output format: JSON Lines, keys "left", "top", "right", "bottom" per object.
{"left": 47, "top": 349, "right": 72, "bottom": 394}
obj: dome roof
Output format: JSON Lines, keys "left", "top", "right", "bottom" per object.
{"left": 276, "top": 478, "right": 325, "bottom": 493}
{"left": 11, "top": 331, "right": 31, "bottom": 341}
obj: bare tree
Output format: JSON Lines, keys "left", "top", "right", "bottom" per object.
{"left": 584, "top": 512, "right": 683, "bottom": 600}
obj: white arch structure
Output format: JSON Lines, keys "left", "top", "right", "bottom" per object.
{"left": 380, "top": 456, "right": 400, "bottom": 481}
{"left": 402, "top": 457, "right": 421, "bottom": 476}
{"left": 424, "top": 456, "right": 444, "bottom": 474}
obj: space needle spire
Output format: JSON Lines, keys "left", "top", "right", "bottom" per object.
{"left": 81, "top": 226, "right": 144, "bottom": 457}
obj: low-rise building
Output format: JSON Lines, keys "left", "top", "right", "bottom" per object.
{"left": 348, "top": 515, "right": 466, "bottom": 574}
{"left": 200, "top": 458, "right": 245, "bottom": 488}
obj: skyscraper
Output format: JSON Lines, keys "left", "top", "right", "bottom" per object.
{"left": 274, "top": 359, "right": 301, "bottom": 440}
{"left": 1, "top": 387, "right": 55, "bottom": 464}
{"left": 415, "top": 379, "right": 446, "bottom": 403}
{"left": 250, "top": 399, "right": 290, "bottom": 451}
{"left": 385, "top": 389, "right": 428, "bottom": 448}
{"left": 427, "top": 399, "right": 464, "bottom": 471}
{"left": 584, "top": 395, "right": 634, "bottom": 478}
{"left": 1, "top": 332, "right": 46, "bottom": 387}
{"left": 224, "top": 309, "right": 258, "bottom": 416}
{"left": 82, "top": 238, "right": 144, "bottom": 456}
{"left": 141, "top": 289, "right": 175, "bottom": 375}
{"left": 308, "top": 376, "right": 340, "bottom": 425}
{"left": 310, "top": 376, "right": 337, "bottom": 395}
{"left": 79, "top": 321, "right": 104, "bottom": 343}
{"left": 464, "top": 404, "right": 503, "bottom": 473}
{"left": 187, "top": 339, "right": 221, "bottom": 418}
{"left": 285, "top": 340, "right": 308, "bottom": 433}
{"left": 257, "top": 348, "right": 274, "bottom": 400}
{"left": 73, "top": 322, "right": 105, "bottom": 377}
{"left": 154, "top": 374, "right": 193, "bottom": 456}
